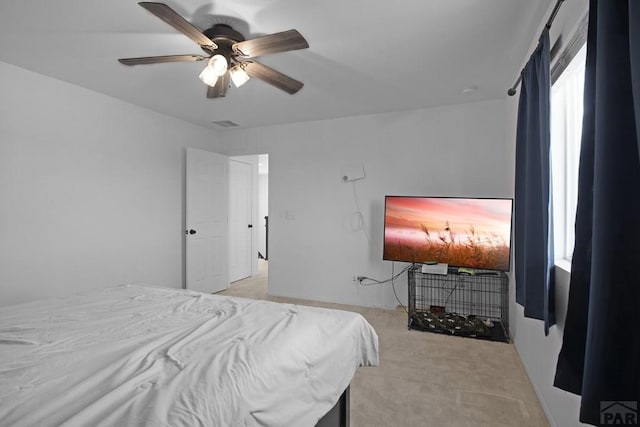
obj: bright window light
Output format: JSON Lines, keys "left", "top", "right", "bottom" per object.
{"left": 551, "top": 43, "right": 586, "bottom": 262}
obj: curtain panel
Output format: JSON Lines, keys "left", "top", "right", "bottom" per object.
{"left": 554, "top": 1, "right": 640, "bottom": 425}
{"left": 514, "top": 28, "right": 556, "bottom": 335}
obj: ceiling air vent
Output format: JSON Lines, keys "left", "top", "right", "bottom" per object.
{"left": 212, "top": 120, "right": 239, "bottom": 128}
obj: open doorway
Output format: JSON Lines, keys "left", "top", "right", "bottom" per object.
{"left": 248, "top": 154, "right": 269, "bottom": 288}
{"left": 227, "top": 154, "right": 268, "bottom": 294}
{"left": 257, "top": 154, "right": 269, "bottom": 275}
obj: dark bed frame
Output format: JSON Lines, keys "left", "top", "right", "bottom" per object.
{"left": 316, "top": 386, "right": 350, "bottom": 427}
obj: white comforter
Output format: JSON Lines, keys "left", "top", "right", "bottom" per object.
{"left": 0, "top": 285, "right": 379, "bottom": 427}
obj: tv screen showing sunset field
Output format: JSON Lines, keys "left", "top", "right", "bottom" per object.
{"left": 383, "top": 196, "right": 513, "bottom": 271}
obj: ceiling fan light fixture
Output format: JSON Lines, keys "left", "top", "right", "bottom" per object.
{"left": 208, "top": 54, "right": 228, "bottom": 76}
{"left": 199, "top": 67, "right": 219, "bottom": 87}
{"left": 199, "top": 54, "right": 229, "bottom": 86}
{"left": 229, "top": 65, "right": 250, "bottom": 87}
{"left": 118, "top": 3, "right": 310, "bottom": 97}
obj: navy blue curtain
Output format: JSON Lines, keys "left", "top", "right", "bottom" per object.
{"left": 554, "top": 1, "right": 640, "bottom": 425}
{"left": 514, "top": 28, "right": 556, "bottom": 335}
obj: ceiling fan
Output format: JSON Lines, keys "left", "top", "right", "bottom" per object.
{"left": 118, "top": 2, "right": 309, "bottom": 98}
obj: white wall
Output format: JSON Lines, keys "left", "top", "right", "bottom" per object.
{"left": 510, "top": 265, "right": 584, "bottom": 427}
{"left": 505, "top": 0, "right": 589, "bottom": 425}
{"left": 0, "top": 61, "right": 225, "bottom": 306}
{"left": 223, "top": 99, "right": 512, "bottom": 309}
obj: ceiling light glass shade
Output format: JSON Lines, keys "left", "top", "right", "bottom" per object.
{"left": 229, "top": 66, "right": 250, "bottom": 87}
{"left": 208, "top": 54, "right": 228, "bottom": 76}
{"left": 199, "top": 54, "right": 228, "bottom": 87}
{"left": 198, "top": 67, "right": 219, "bottom": 87}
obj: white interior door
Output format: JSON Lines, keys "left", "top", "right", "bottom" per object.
{"left": 186, "top": 148, "right": 228, "bottom": 293}
{"left": 229, "top": 159, "right": 252, "bottom": 282}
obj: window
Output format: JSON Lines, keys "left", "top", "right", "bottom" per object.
{"left": 551, "top": 43, "right": 586, "bottom": 262}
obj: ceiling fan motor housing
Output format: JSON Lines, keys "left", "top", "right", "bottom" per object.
{"left": 202, "top": 24, "right": 245, "bottom": 57}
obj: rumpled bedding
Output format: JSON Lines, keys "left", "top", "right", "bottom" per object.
{"left": 0, "top": 285, "right": 379, "bottom": 426}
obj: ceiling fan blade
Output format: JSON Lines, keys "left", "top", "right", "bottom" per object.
{"left": 206, "top": 72, "right": 230, "bottom": 98}
{"left": 243, "top": 61, "right": 304, "bottom": 94}
{"left": 118, "top": 54, "right": 207, "bottom": 66}
{"left": 233, "top": 30, "right": 308, "bottom": 58}
{"left": 138, "top": 2, "right": 217, "bottom": 49}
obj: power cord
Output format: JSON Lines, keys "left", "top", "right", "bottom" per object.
{"left": 351, "top": 180, "right": 370, "bottom": 241}
{"left": 357, "top": 263, "right": 410, "bottom": 285}
{"left": 391, "top": 262, "right": 408, "bottom": 314}
{"left": 357, "top": 262, "right": 410, "bottom": 312}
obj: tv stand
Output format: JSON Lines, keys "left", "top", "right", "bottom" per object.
{"left": 407, "top": 265, "right": 509, "bottom": 342}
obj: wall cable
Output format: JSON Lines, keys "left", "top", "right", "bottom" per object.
{"left": 351, "top": 180, "right": 370, "bottom": 241}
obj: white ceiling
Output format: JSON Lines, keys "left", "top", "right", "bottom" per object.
{"left": 0, "top": 0, "right": 550, "bottom": 130}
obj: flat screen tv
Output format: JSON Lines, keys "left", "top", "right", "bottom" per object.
{"left": 383, "top": 196, "right": 513, "bottom": 271}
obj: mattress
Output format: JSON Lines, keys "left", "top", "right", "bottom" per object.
{"left": 0, "top": 285, "right": 379, "bottom": 426}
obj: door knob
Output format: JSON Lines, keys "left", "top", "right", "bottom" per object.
{"left": 247, "top": 224, "right": 253, "bottom": 228}
{"left": 186, "top": 229, "right": 197, "bottom": 235}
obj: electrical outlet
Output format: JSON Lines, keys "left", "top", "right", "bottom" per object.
{"left": 352, "top": 276, "right": 357, "bottom": 282}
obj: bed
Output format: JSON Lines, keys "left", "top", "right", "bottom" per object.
{"left": 0, "top": 285, "right": 379, "bottom": 426}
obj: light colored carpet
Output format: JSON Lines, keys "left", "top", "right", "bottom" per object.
{"left": 220, "top": 260, "right": 549, "bottom": 427}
